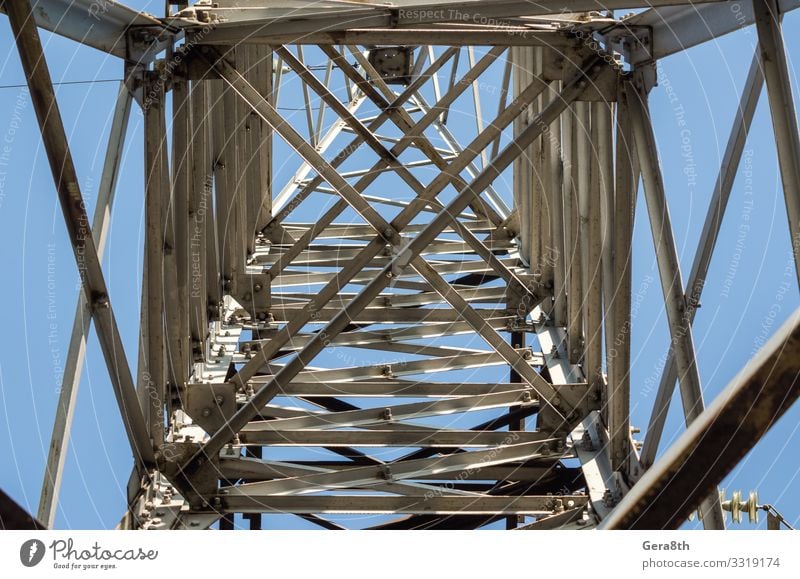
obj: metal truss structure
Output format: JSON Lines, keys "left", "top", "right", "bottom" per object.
{"left": 2, "top": 0, "right": 799, "bottom": 531}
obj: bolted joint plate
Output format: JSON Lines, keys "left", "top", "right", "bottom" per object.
{"left": 230, "top": 273, "right": 271, "bottom": 321}
{"left": 182, "top": 382, "right": 237, "bottom": 435}
{"left": 540, "top": 47, "right": 620, "bottom": 102}
{"left": 537, "top": 383, "right": 594, "bottom": 435}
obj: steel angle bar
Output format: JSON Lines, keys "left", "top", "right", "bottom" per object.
{"left": 264, "top": 382, "right": 530, "bottom": 398}
{"left": 754, "top": 0, "right": 800, "bottom": 284}
{"left": 243, "top": 390, "right": 537, "bottom": 431}
{"left": 279, "top": 221, "right": 493, "bottom": 238}
{"left": 268, "top": 307, "right": 515, "bottom": 324}
{"left": 7, "top": 0, "right": 154, "bottom": 467}
{"left": 584, "top": 102, "right": 604, "bottom": 389}
{"left": 220, "top": 495, "right": 584, "bottom": 515}
{"left": 609, "top": 85, "right": 637, "bottom": 474}
{"left": 200, "top": 29, "right": 577, "bottom": 47}
{"left": 565, "top": 103, "right": 584, "bottom": 364}
{"left": 238, "top": 430, "right": 551, "bottom": 447}
{"left": 296, "top": 46, "right": 317, "bottom": 148}
{"left": 225, "top": 440, "right": 556, "bottom": 496}
{"left": 601, "top": 308, "right": 800, "bottom": 529}
{"left": 38, "top": 83, "right": 132, "bottom": 528}
{"left": 177, "top": 55, "right": 606, "bottom": 480}
{"left": 625, "top": 79, "right": 725, "bottom": 529}
{"left": 343, "top": 342, "right": 493, "bottom": 359}
{"left": 219, "top": 458, "right": 562, "bottom": 483}
{"left": 640, "top": 49, "right": 764, "bottom": 468}
{"left": 143, "top": 73, "right": 168, "bottom": 447}
{"left": 260, "top": 349, "right": 542, "bottom": 383}
{"left": 532, "top": 306, "right": 583, "bottom": 385}
{"left": 263, "top": 244, "right": 512, "bottom": 267}
{"left": 243, "top": 319, "right": 508, "bottom": 348}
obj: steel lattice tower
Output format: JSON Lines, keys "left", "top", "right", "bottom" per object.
{"left": 2, "top": 0, "right": 799, "bottom": 531}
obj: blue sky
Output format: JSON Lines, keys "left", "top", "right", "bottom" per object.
{"left": 0, "top": 2, "right": 798, "bottom": 529}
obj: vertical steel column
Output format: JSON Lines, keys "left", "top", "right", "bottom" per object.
{"left": 596, "top": 100, "right": 616, "bottom": 424}
{"left": 189, "top": 80, "right": 210, "bottom": 360}
{"left": 512, "top": 47, "right": 533, "bottom": 263}
{"left": 506, "top": 330, "right": 526, "bottom": 529}
{"left": 566, "top": 104, "right": 584, "bottom": 364}
{"left": 609, "top": 85, "right": 637, "bottom": 474}
{"left": 172, "top": 65, "right": 191, "bottom": 383}
{"left": 754, "top": 0, "right": 800, "bottom": 284}
{"left": 547, "top": 83, "right": 567, "bottom": 326}
{"left": 143, "top": 72, "right": 167, "bottom": 447}
{"left": 533, "top": 49, "right": 549, "bottom": 288}
{"left": 578, "top": 101, "right": 602, "bottom": 386}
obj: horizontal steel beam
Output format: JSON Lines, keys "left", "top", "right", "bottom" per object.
{"left": 267, "top": 307, "right": 516, "bottom": 324}
{"left": 220, "top": 494, "right": 587, "bottom": 515}
{"left": 197, "top": 28, "right": 577, "bottom": 46}
{"left": 259, "top": 349, "right": 543, "bottom": 383}
{"left": 239, "top": 429, "right": 551, "bottom": 447}
{"left": 254, "top": 381, "right": 532, "bottom": 398}
{"left": 245, "top": 389, "right": 537, "bottom": 430}
{"left": 175, "top": 0, "right": 728, "bottom": 38}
